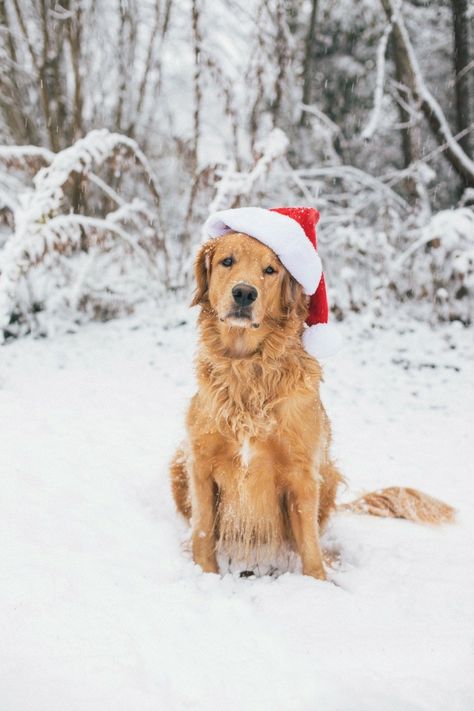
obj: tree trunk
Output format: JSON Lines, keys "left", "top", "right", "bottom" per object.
{"left": 451, "top": 0, "right": 472, "bottom": 158}
{"left": 380, "top": 0, "right": 474, "bottom": 187}
{"left": 299, "top": 0, "right": 318, "bottom": 127}
{"left": 270, "top": 0, "right": 289, "bottom": 126}
{"left": 391, "top": 36, "right": 422, "bottom": 168}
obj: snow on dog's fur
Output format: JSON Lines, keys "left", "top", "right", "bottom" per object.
{"left": 170, "top": 232, "right": 454, "bottom": 579}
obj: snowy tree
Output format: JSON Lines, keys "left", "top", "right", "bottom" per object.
{"left": 0, "top": 0, "right": 473, "bottom": 336}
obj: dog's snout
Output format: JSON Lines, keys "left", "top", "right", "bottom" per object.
{"left": 232, "top": 283, "right": 258, "bottom": 307}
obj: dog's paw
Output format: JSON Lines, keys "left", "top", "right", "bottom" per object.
{"left": 303, "top": 564, "right": 327, "bottom": 581}
{"left": 196, "top": 557, "right": 219, "bottom": 574}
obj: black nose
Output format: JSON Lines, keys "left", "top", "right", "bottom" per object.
{"left": 232, "top": 283, "right": 258, "bottom": 307}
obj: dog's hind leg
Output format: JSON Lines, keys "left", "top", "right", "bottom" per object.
{"left": 170, "top": 447, "right": 192, "bottom": 520}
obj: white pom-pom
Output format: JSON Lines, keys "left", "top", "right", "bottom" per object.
{"left": 302, "top": 323, "right": 342, "bottom": 360}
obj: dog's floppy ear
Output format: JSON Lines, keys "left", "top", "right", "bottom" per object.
{"left": 190, "top": 240, "right": 215, "bottom": 307}
{"left": 280, "top": 269, "right": 308, "bottom": 320}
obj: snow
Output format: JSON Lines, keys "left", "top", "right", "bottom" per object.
{"left": 1, "top": 303, "right": 473, "bottom": 711}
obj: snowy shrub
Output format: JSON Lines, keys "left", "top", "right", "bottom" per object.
{"left": 2, "top": 125, "right": 472, "bottom": 342}
{"left": 0, "top": 130, "right": 166, "bottom": 341}
{"left": 394, "top": 208, "right": 474, "bottom": 325}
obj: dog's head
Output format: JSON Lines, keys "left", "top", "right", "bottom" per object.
{"left": 191, "top": 232, "right": 307, "bottom": 355}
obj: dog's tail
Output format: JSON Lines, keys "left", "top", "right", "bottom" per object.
{"left": 337, "top": 487, "right": 455, "bottom": 525}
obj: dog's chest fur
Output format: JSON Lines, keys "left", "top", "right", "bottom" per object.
{"left": 199, "top": 355, "right": 282, "bottom": 439}
{"left": 195, "top": 340, "right": 323, "bottom": 466}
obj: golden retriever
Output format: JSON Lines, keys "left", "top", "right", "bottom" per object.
{"left": 170, "top": 231, "right": 342, "bottom": 580}
{"left": 170, "top": 232, "right": 454, "bottom": 580}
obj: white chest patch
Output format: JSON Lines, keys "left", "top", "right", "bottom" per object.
{"left": 240, "top": 437, "right": 252, "bottom": 469}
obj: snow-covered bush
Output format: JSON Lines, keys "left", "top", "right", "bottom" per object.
{"left": 0, "top": 130, "right": 166, "bottom": 341}
{"left": 1, "top": 124, "right": 473, "bottom": 343}
{"left": 394, "top": 208, "right": 474, "bottom": 325}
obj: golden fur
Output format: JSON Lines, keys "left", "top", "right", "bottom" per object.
{"left": 171, "top": 232, "right": 342, "bottom": 580}
{"left": 170, "top": 232, "right": 454, "bottom": 580}
{"left": 338, "top": 487, "right": 455, "bottom": 524}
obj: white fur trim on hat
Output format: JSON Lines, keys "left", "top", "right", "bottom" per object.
{"left": 204, "top": 207, "right": 322, "bottom": 295}
{"left": 302, "top": 323, "right": 342, "bottom": 360}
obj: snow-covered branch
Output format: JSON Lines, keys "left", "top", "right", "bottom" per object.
{"left": 0, "top": 130, "right": 168, "bottom": 341}
{"left": 361, "top": 23, "right": 392, "bottom": 141}
{"left": 381, "top": 0, "right": 474, "bottom": 186}
{"left": 208, "top": 128, "right": 289, "bottom": 217}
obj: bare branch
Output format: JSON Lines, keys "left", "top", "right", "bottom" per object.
{"left": 380, "top": 0, "right": 474, "bottom": 186}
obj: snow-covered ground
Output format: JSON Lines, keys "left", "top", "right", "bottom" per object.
{"left": 1, "top": 304, "right": 473, "bottom": 711}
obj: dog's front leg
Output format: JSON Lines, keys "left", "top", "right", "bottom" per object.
{"left": 288, "top": 475, "right": 326, "bottom": 581}
{"left": 190, "top": 459, "right": 218, "bottom": 574}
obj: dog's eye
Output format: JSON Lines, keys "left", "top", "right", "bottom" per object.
{"left": 264, "top": 265, "right": 276, "bottom": 275}
{"left": 221, "top": 257, "right": 234, "bottom": 267}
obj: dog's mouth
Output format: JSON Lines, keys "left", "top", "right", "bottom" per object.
{"left": 220, "top": 309, "right": 260, "bottom": 329}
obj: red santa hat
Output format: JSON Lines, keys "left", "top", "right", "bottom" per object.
{"left": 203, "top": 206, "right": 341, "bottom": 359}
